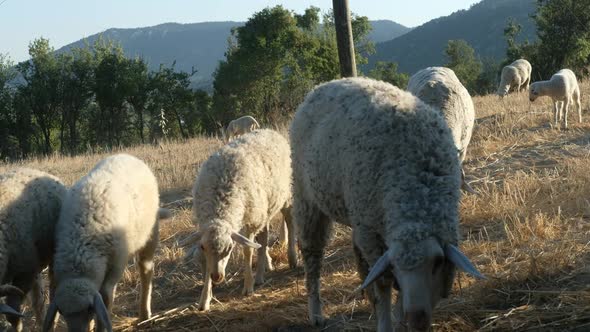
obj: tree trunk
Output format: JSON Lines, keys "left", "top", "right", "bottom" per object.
{"left": 332, "top": 0, "right": 357, "bottom": 77}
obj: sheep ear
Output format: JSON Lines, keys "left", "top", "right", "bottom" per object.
{"left": 42, "top": 301, "right": 58, "bottom": 332}
{"left": 360, "top": 251, "right": 392, "bottom": 290}
{"left": 0, "top": 303, "right": 23, "bottom": 317}
{"left": 0, "top": 285, "right": 24, "bottom": 297}
{"left": 444, "top": 244, "right": 486, "bottom": 279}
{"left": 93, "top": 293, "right": 113, "bottom": 332}
{"left": 231, "top": 232, "right": 261, "bottom": 249}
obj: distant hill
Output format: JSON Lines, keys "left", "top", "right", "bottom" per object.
{"left": 369, "top": 0, "right": 537, "bottom": 75}
{"left": 57, "top": 20, "right": 411, "bottom": 91}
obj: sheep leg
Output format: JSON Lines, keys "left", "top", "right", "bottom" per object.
{"left": 553, "top": 101, "right": 560, "bottom": 126}
{"left": 393, "top": 293, "right": 409, "bottom": 332}
{"left": 30, "top": 274, "right": 45, "bottom": 330}
{"left": 353, "top": 243, "right": 374, "bottom": 305}
{"left": 198, "top": 264, "right": 213, "bottom": 311}
{"left": 242, "top": 233, "right": 256, "bottom": 296}
{"left": 136, "top": 223, "right": 159, "bottom": 321}
{"left": 575, "top": 88, "right": 582, "bottom": 123}
{"left": 563, "top": 98, "right": 571, "bottom": 129}
{"left": 255, "top": 226, "right": 271, "bottom": 285}
{"left": 281, "top": 205, "right": 298, "bottom": 269}
{"left": 296, "top": 200, "right": 331, "bottom": 327}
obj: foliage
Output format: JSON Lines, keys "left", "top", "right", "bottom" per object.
{"left": 533, "top": 0, "right": 590, "bottom": 78}
{"left": 211, "top": 5, "right": 374, "bottom": 124}
{"left": 367, "top": 61, "right": 409, "bottom": 89}
{"left": 444, "top": 40, "right": 482, "bottom": 94}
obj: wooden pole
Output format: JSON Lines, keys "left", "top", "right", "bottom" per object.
{"left": 332, "top": 0, "right": 357, "bottom": 77}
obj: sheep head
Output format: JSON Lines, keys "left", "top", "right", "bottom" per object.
{"left": 360, "top": 237, "right": 484, "bottom": 332}
{"left": 43, "top": 279, "right": 112, "bottom": 332}
{"left": 192, "top": 224, "right": 261, "bottom": 284}
{"left": 529, "top": 83, "right": 541, "bottom": 102}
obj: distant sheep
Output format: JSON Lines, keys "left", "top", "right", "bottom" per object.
{"left": 290, "top": 77, "right": 484, "bottom": 331}
{"left": 497, "top": 59, "right": 532, "bottom": 97}
{"left": 43, "top": 154, "right": 171, "bottom": 332}
{"left": 408, "top": 66, "right": 476, "bottom": 193}
{"left": 190, "top": 129, "right": 296, "bottom": 311}
{"left": 224, "top": 115, "right": 260, "bottom": 142}
{"left": 0, "top": 168, "right": 66, "bottom": 332}
{"left": 529, "top": 68, "right": 582, "bottom": 129}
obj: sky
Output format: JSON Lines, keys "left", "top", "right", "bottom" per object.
{"left": 0, "top": 0, "right": 480, "bottom": 63}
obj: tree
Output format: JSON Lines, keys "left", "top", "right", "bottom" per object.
{"left": 17, "top": 38, "right": 62, "bottom": 155}
{"left": 534, "top": 0, "right": 590, "bottom": 77}
{"left": 0, "top": 54, "right": 19, "bottom": 159}
{"left": 368, "top": 61, "right": 409, "bottom": 89}
{"left": 125, "top": 57, "right": 150, "bottom": 143}
{"left": 444, "top": 40, "right": 482, "bottom": 93}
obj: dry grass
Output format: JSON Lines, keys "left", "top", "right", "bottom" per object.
{"left": 5, "top": 82, "right": 590, "bottom": 331}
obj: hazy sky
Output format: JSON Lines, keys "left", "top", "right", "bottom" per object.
{"left": 0, "top": 0, "right": 480, "bottom": 62}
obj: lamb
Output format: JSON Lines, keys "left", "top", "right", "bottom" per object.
{"left": 529, "top": 68, "right": 582, "bottom": 129}
{"left": 42, "top": 154, "right": 171, "bottom": 332}
{"left": 223, "top": 115, "right": 260, "bottom": 142}
{"left": 0, "top": 168, "right": 66, "bottom": 332}
{"left": 407, "top": 66, "right": 476, "bottom": 194}
{"left": 497, "top": 59, "right": 532, "bottom": 97}
{"left": 290, "top": 77, "right": 484, "bottom": 332}
{"left": 190, "top": 129, "right": 296, "bottom": 311}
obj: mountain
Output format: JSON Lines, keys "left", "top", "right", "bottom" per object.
{"left": 369, "top": 0, "right": 537, "bottom": 75}
{"left": 368, "top": 20, "right": 412, "bottom": 43}
{"left": 56, "top": 20, "right": 410, "bottom": 91}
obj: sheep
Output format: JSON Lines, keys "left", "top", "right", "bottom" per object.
{"left": 0, "top": 168, "right": 66, "bottom": 331}
{"left": 223, "top": 115, "right": 260, "bottom": 142}
{"left": 407, "top": 66, "right": 477, "bottom": 194}
{"left": 529, "top": 68, "right": 582, "bottom": 129}
{"left": 190, "top": 129, "right": 296, "bottom": 311}
{"left": 497, "top": 59, "right": 532, "bottom": 97}
{"left": 290, "top": 77, "right": 484, "bottom": 332}
{"left": 42, "top": 154, "right": 171, "bottom": 332}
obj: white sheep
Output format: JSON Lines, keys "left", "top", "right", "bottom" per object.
{"left": 529, "top": 68, "right": 582, "bottom": 129}
{"left": 223, "top": 115, "right": 260, "bottom": 142}
{"left": 290, "top": 77, "right": 484, "bottom": 332}
{"left": 0, "top": 168, "right": 66, "bottom": 331}
{"left": 497, "top": 59, "right": 532, "bottom": 96}
{"left": 43, "top": 154, "right": 171, "bottom": 332}
{"left": 408, "top": 66, "right": 477, "bottom": 193}
{"left": 190, "top": 129, "right": 296, "bottom": 311}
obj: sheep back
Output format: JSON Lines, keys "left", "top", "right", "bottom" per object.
{"left": 53, "top": 154, "right": 160, "bottom": 283}
{"left": 290, "top": 77, "right": 461, "bottom": 268}
{"left": 0, "top": 168, "right": 65, "bottom": 282}
{"left": 193, "top": 129, "right": 291, "bottom": 234}
{"left": 407, "top": 67, "right": 475, "bottom": 162}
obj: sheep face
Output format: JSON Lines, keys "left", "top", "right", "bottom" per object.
{"left": 199, "top": 228, "right": 235, "bottom": 285}
{"left": 529, "top": 83, "right": 542, "bottom": 102}
{"left": 195, "top": 225, "right": 261, "bottom": 285}
{"left": 43, "top": 279, "right": 112, "bottom": 332}
{"left": 361, "top": 237, "right": 484, "bottom": 331}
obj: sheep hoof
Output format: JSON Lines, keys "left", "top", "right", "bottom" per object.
{"left": 309, "top": 315, "right": 325, "bottom": 327}
{"left": 242, "top": 286, "right": 254, "bottom": 296}
{"left": 255, "top": 275, "right": 265, "bottom": 286}
{"left": 198, "top": 303, "right": 210, "bottom": 311}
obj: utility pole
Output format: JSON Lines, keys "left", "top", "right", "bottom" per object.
{"left": 332, "top": 0, "right": 357, "bottom": 77}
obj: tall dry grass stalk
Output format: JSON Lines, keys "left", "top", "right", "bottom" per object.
{"left": 4, "top": 82, "right": 590, "bottom": 331}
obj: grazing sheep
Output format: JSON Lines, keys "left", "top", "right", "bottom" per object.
{"left": 290, "top": 77, "right": 484, "bottom": 332}
{"left": 43, "top": 154, "right": 171, "bottom": 332}
{"left": 408, "top": 66, "right": 476, "bottom": 193}
{"left": 190, "top": 129, "right": 296, "bottom": 311}
{"left": 497, "top": 59, "right": 532, "bottom": 97}
{"left": 529, "top": 68, "right": 582, "bottom": 129}
{"left": 0, "top": 168, "right": 66, "bottom": 331}
{"left": 224, "top": 115, "right": 260, "bottom": 142}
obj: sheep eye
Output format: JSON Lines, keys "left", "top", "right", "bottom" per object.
{"left": 200, "top": 244, "right": 205, "bottom": 251}
{"left": 432, "top": 256, "right": 444, "bottom": 274}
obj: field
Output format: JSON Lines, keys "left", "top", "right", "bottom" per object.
{"left": 4, "top": 83, "right": 590, "bottom": 332}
